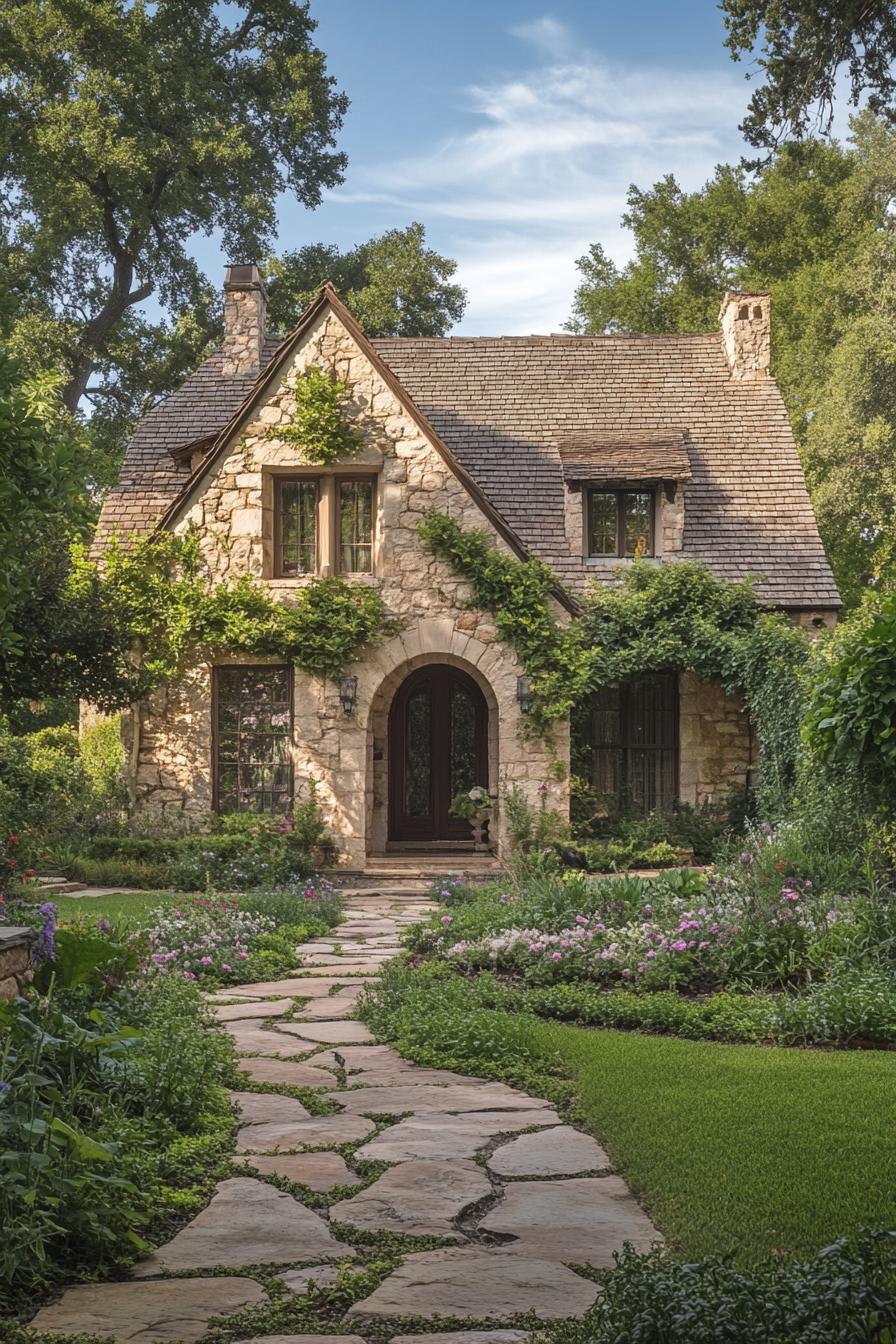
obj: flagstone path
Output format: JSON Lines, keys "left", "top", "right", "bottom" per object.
{"left": 31, "top": 888, "right": 661, "bottom": 1343}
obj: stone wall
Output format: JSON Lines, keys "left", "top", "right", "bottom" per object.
{"left": 131, "top": 307, "right": 568, "bottom": 861}
{"left": 719, "top": 290, "right": 771, "bottom": 381}
{"left": 0, "top": 926, "right": 35, "bottom": 1000}
{"left": 679, "top": 672, "right": 755, "bottom": 805}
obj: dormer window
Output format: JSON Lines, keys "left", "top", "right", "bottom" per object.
{"left": 587, "top": 489, "right": 654, "bottom": 558}
{"left": 273, "top": 473, "right": 376, "bottom": 578}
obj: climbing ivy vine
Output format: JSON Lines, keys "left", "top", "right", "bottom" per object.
{"left": 418, "top": 512, "right": 592, "bottom": 734}
{"left": 419, "top": 511, "right": 811, "bottom": 810}
{"left": 269, "top": 364, "right": 361, "bottom": 465}
{"left": 66, "top": 530, "right": 393, "bottom": 711}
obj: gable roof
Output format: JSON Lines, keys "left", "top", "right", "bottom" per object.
{"left": 373, "top": 333, "right": 839, "bottom": 608}
{"left": 95, "top": 292, "right": 840, "bottom": 610}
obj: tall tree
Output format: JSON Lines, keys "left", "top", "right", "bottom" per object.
{"left": 265, "top": 224, "right": 467, "bottom": 336}
{"left": 721, "top": 0, "right": 896, "bottom": 151}
{"left": 0, "top": 0, "right": 347, "bottom": 416}
{"left": 0, "top": 299, "right": 89, "bottom": 666}
{"left": 568, "top": 116, "right": 896, "bottom": 606}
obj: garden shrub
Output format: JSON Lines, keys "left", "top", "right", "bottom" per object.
{"left": 0, "top": 719, "right": 126, "bottom": 871}
{"left": 0, "top": 975, "right": 235, "bottom": 1309}
{"left": 65, "top": 829, "right": 316, "bottom": 891}
{"left": 543, "top": 1234, "right": 896, "bottom": 1344}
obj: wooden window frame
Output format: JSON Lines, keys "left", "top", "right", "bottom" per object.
{"left": 273, "top": 476, "right": 319, "bottom": 578}
{"left": 212, "top": 664, "right": 294, "bottom": 815}
{"left": 586, "top": 487, "right": 656, "bottom": 558}
{"left": 335, "top": 474, "right": 376, "bottom": 576}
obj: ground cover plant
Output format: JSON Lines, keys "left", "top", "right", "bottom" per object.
{"left": 0, "top": 973, "right": 235, "bottom": 1311}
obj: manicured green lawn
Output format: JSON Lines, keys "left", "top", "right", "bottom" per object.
{"left": 534, "top": 1020, "right": 896, "bottom": 1264}
{"left": 52, "top": 888, "right": 185, "bottom": 928}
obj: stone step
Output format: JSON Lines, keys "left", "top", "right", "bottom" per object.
{"left": 32, "top": 876, "right": 88, "bottom": 895}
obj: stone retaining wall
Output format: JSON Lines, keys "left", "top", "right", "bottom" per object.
{"left": 0, "top": 926, "right": 35, "bottom": 999}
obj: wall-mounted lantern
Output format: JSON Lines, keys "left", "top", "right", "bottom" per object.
{"left": 516, "top": 675, "right": 534, "bottom": 715}
{"left": 339, "top": 675, "right": 358, "bottom": 716}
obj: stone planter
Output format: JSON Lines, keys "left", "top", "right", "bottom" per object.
{"left": 0, "top": 925, "right": 36, "bottom": 1000}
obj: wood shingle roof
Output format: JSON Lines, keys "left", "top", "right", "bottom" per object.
{"left": 95, "top": 318, "right": 839, "bottom": 610}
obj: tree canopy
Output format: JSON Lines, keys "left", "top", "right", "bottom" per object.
{"left": 0, "top": 0, "right": 347, "bottom": 420}
{"left": 265, "top": 224, "right": 467, "bottom": 337}
{"left": 721, "top": 0, "right": 896, "bottom": 151}
{"left": 568, "top": 115, "right": 896, "bottom": 607}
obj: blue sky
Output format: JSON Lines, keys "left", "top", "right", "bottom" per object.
{"left": 204, "top": 2, "right": 759, "bottom": 334}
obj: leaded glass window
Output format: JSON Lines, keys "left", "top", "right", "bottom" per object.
{"left": 277, "top": 479, "right": 317, "bottom": 575}
{"left": 338, "top": 478, "right": 374, "bottom": 573}
{"left": 214, "top": 666, "right": 293, "bottom": 814}
{"left": 590, "top": 673, "right": 678, "bottom": 813}
{"left": 587, "top": 490, "right": 655, "bottom": 557}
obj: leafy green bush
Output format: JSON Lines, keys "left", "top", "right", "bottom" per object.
{"left": 0, "top": 976, "right": 234, "bottom": 1309}
{"left": 543, "top": 1234, "right": 896, "bottom": 1344}
{"left": 65, "top": 829, "right": 315, "bottom": 891}
{"left": 579, "top": 838, "right": 681, "bottom": 871}
{"left": 571, "top": 791, "right": 745, "bottom": 864}
{"left": 0, "top": 719, "right": 126, "bottom": 871}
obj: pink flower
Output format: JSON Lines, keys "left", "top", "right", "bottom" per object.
{"left": 671, "top": 939, "right": 688, "bottom": 952}
{"left": 575, "top": 915, "right": 588, "bottom": 925}
{"left": 183, "top": 971, "right": 197, "bottom": 981}
{"left": 200, "top": 956, "right": 213, "bottom": 965}
{"left": 551, "top": 951, "right": 563, "bottom": 961}
{"left": 222, "top": 964, "right": 232, "bottom": 973}
{"left": 441, "top": 915, "right": 453, "bottom": 925}
{"left": 237, "top": 951, "right": 249, "bottom": 959}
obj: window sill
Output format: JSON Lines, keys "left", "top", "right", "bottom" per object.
{"left": 267, "top": 574, "right": 379, "bottom": 587}
{"left": 584, "top": 556, "right": 661, "bottom": 568}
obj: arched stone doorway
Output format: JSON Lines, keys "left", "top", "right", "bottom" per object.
{"left": 388, "top": 664, "right": 489, "bottom": 843}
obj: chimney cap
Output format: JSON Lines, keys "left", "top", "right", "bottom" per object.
{"left": 224, "top": 263, "right": 267, "bottom": 295}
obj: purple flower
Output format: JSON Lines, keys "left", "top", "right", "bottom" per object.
{"left": 671, "top": 939, "right": 688, "bottom": 952}
{"left": 34, "top": 903, "right": 57, "bottom": 963}
{"left": 740, "top": 851, "right": 754, "bottom": 867}
{"left": 97, "top": 918, "right": 113, "bottom": 935}
{"left": 441, "top": 915, "right": 453, "bottom": 925}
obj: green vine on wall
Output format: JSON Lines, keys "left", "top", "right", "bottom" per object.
{"left": 419, "top": 511, "right": 811, "bottom": 812}
{"left": 68, "top": 530, "right": 394, "bottom": 711}
{"left": 268, "top": 364, "right": 361, "bottom": 465}
{"left": 418, "top": 512, "right": 592, "bottom": 735}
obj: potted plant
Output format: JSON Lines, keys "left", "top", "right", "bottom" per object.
{"left": 448, "top": 785, "right": 496, "bottom": 850}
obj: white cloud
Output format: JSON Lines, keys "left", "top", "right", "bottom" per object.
{"left": 508, "top": 15, "right": 572, "bottom": 59}
{"left": 328, "top": 34, "right": 750, "bottom": 333}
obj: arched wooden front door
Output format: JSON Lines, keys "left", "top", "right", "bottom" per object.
{"left": 388, "top": 665, "right": 488, "bottom": 842}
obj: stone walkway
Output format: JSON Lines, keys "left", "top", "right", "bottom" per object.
{"left": 31, "top": 889, "right": 661, "bottom": 1343}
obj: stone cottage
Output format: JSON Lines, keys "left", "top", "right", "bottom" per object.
{"left": 93, "top": 270, "right": 839, "bottom": 867}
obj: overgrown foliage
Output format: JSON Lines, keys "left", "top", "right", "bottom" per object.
{"left": 0, "top": 530, "right": 393, "bottom": 712}
{"left": 272, "top": 364, "right": 361, "bottom": 465}
{"left": 804, "top": 587, "right": 896, "bottom": 785}
{"left": 0, "top": 975, "right": 235, "bottom": 1309}
{"left": 418, "top": 512, "right": 592, "bottom": 732}
{"left": 421, "top": 513, "right": 810, "bottom": 814}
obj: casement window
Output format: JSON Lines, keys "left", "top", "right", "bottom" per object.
{"left": 273, "top": 475, "right": 375, "bottom": 577}
{"left": 275, "top": 478, "right": 318, "bottom": 576}
{"left": 213, "top": 665, "right": 293, "bottom": 814}
{"left": 337, "top": 477, "right": 374, "bottom": 573}
{"left": 590, "top": 672, "right": 678, "bottom": 813}
{"left": 587, "top": 489, "right": 654, "bottom": 558}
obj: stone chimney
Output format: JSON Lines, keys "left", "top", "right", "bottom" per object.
{"left": 222, "top": 264, "right": 267, "bottom": 377}
{"left": 719, "top": 290, "right": 771, "bottom": 380}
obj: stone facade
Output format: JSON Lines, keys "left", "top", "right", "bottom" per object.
{"left": 679, "top": 672, "right": 756, "bottom": 806}
{"left": 0, "top": 926, "right": 35, "bottom": 1000}
{"left": 131, "top": 306, "right": 566, "bottom": 864}
{"left": 122, "top": 292, "right": 776, "bottom": 861}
